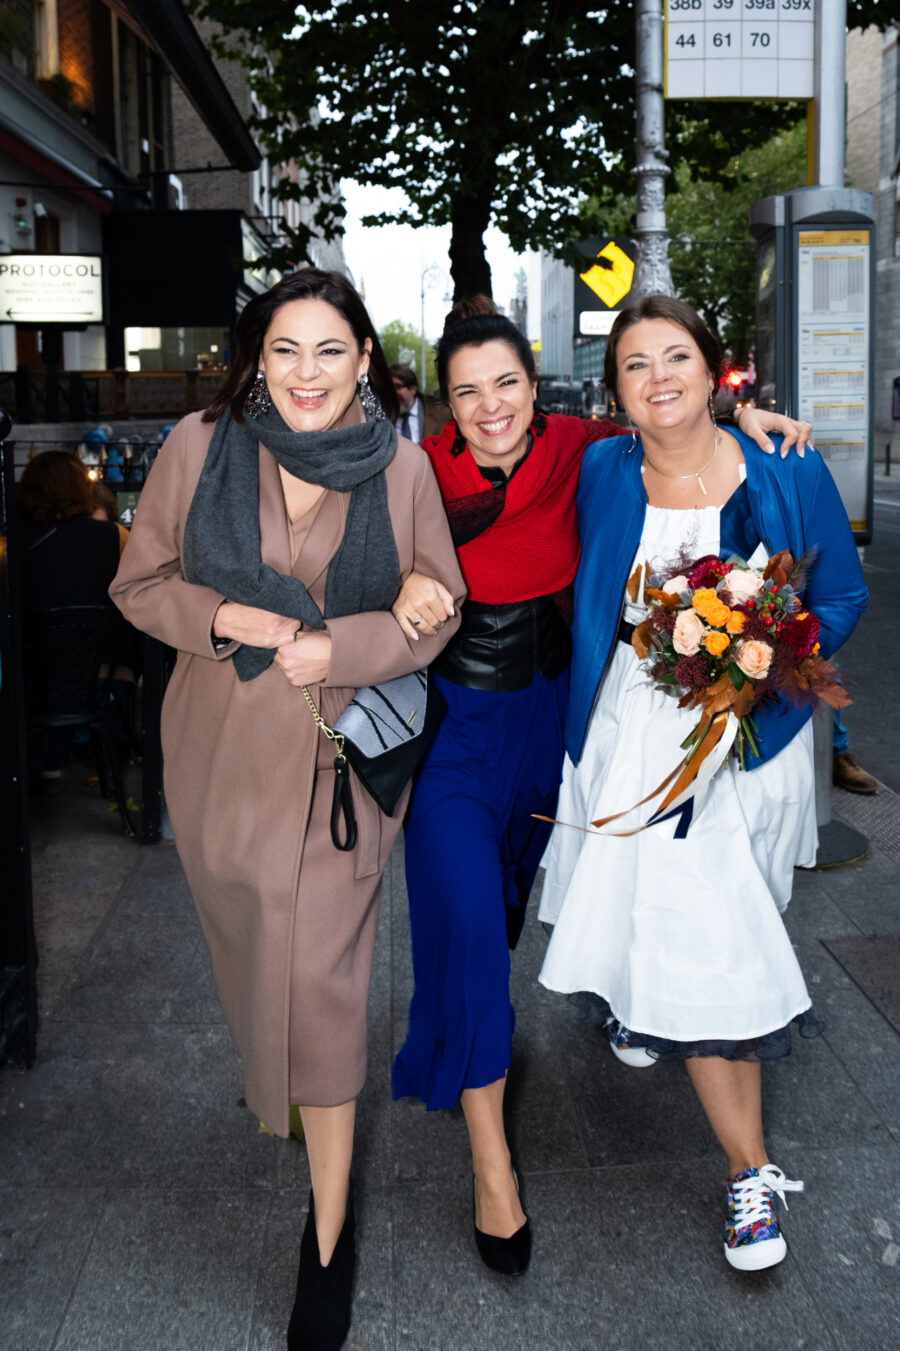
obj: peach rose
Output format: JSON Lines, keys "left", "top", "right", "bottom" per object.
{"left": 673, "top": 610, "right": 706, "bottom": 655}
{"left": 722, "top": 569, "right": 763, "bottom": 604}
{"left": 662, "top": 575, "right": 689, "bottom": 596}
{"left": 735, "top": 638, "right": 773, "bottom": 679}
{"left": 704, "top": 631, "right": 730, "bottom": 657}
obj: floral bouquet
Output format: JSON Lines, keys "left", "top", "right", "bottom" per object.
{"left": 631, "top": 549, "right": 851, "bottom": 772}
{"left": 535, "top": 549, "right": 851, "bottom": 838}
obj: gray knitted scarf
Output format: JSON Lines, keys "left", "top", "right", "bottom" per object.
{"left": 183, "top": 402, "right": 399, "bottom": 681}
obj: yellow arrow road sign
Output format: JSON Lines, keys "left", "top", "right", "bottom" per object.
{"left": 579, "top": 242, "right": 635, "bottom": 309}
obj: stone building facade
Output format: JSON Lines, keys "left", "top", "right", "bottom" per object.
{"left": 846, "top": 24, "right": 900, "bottom": 465}
{"left": 171, "top": 18, "right": 347, "bottom": 277}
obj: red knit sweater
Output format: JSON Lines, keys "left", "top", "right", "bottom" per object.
{"left": 422, "top": 415, "right": 622, "bottom": 604}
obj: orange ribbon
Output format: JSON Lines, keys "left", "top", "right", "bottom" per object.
{"left": 534, "top": 709, "right": 732, "bottom": 839}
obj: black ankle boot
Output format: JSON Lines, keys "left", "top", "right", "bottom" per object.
{"left": 287, "top": 1187, "right": 355, "bottom": 1351}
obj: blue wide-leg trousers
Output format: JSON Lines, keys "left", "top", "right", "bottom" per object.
{"left": 392, "top": 669, "right": 568, "bottom": 1110}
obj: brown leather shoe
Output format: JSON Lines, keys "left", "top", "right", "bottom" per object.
{"left": 833, "top": 752, "right": 877, "bottom": 795}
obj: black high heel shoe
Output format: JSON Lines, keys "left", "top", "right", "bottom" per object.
{"left": 287, "top": 1186, "right": 355, "bottom": 1351}
{"left": 472, "top": 1173, "right": 531, "bottom": 1277}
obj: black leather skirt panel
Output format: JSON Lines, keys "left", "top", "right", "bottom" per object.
{"left": 434, "top": 595, "right": 571, "bottom": 693}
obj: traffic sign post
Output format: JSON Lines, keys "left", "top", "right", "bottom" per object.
{"left": 576, "top": 238, "right": 638, "bottom": 335}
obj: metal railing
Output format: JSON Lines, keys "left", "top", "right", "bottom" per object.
{"left": 0, "top": 369, "right": 228, "bottom": 423}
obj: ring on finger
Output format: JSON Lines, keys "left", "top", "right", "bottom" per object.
{"left": 411, "top": 618, "right": 421, "bottom": 626}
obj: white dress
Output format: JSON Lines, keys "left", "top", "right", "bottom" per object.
{"left": 538, "top": 495, "right": 818, "bottom": 1043}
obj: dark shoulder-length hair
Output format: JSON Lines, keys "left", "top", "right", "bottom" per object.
{"left": 435, "top": 295, "right": 536, "bottom": 402}
{"left": 603, "top": 295, "right": 724, "bottom": 406}
{"left": 16, "top": 450, "right": 93, "bottom": 522}
{"left": 203, "top": 266, "right": 399, "bottom": 424}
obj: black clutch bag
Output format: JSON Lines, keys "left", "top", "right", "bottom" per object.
{"left": 303, "top": 670, "right": 446, "bottom": 850}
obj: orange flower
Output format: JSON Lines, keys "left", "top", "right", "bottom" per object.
{"left": 704, "top": 631, "right": 731, "bottom": 657}
{"left": 811, "top": 642, "right": 820, "bottom": 655}
{"left": 692, "top": 588, "right": 731, "bottom": 628}
{"left": 706, "top": 600, "right": 732, "bottom": 627}
{"left": 726, "top": 610, "right": 746, "bottom": 635}
{"left": 692, "top": 588, "right": 718, "bottom": 616}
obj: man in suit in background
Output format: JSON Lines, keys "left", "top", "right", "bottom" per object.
{"left": 390, "top": 363, "right": 449, "bottom": 444}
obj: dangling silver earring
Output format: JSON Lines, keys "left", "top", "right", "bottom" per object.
{"left": 358, "top": 371, "right": 386, "bottom": 421}
{"left": 627, "top": 417, "right": 639, "bottom": 453}
{"left": 246, "top": 369, "right": 271, "bottom": 419}
{"left": 708, "top": 392, "right": 717, "bottom": 424}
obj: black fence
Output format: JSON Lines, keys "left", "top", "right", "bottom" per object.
{"left": 0, "top": 369, "right": 105, "bottom": 423}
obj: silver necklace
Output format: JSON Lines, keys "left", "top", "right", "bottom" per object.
{"left": 641, "top": 425, "right": 720, "bottom": 497}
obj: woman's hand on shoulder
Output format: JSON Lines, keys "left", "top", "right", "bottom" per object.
{"left": 392, "top": 570, "right": 456, "bottom": 640}
{"left": 213, "top": 601, "right": 300, "bottom": 648}
{"left": 273, "top": 629, "right": 332, "bottom": 687}
{"left": 735, "top": 406, "right": 812, "bottom": 458}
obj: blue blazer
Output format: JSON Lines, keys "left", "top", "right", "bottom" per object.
{"left": 566, "top": 429, "right": 868, "bottom": 769}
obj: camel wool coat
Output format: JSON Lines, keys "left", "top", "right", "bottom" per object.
{"left": 111, "top": 411, "right": 465, "bottom": 1136}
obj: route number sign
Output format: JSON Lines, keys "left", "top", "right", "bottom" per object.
{"left": 664, "top": 0, "right": 814, "bottom": 100}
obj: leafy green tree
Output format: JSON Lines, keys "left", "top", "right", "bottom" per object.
{"left": 378, "top": 319, "right": 438, "bottom": 395}
{"left": 190, "top": 0, "right": 888, "bottom": 299}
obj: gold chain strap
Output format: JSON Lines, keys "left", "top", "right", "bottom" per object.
{"left": 301, "top": 685, "right": 346, "bottom": 758}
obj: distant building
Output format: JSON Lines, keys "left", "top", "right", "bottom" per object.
{"left": 539, "top": 250, "right": 574, "bottom": 379}
{"left": 508, "top": 266, "right": 527, "bottom": 337}
{"left": 846, "top": 23, "right": 899, "bottom": 463}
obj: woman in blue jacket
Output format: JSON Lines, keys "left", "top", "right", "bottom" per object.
{"left": 540, "top": 295, "right": 867, "bottom": 1273}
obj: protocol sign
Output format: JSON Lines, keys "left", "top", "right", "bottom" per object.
{"left": 0, "top": 253, "right": 104, "bottom": 323}
{"left": 665, "top": 0, "right": 814, "bottom": 100}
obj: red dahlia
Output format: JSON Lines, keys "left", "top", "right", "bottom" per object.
{"left": 687, "top": 556, "right": 730, "bottom": 590}
{"left": 782, "top": 611, "right": 821, "bottom": 659}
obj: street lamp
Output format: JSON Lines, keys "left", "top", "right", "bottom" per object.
{"left": 420, "top": 263, "right": 449, "bottom": 394}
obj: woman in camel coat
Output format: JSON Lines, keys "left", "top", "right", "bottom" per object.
{"left": 110, "top": 268, "right": 463, "bottom": 1351}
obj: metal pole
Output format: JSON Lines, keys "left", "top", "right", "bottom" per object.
{"left": 633, "top": 0, "right": 674, "bottom": 298}
{"left": 812, "top": 0, "right": 847, "bottom": 188}
{"left": 420, "top": 269, "right": 426, "bottom": 389}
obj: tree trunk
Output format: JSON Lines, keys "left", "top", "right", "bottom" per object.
{"left": 449, "top": 188, "right": 494, "bottom": 301}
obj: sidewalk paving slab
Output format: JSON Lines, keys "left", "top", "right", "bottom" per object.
{"left": 2, "top": 766, "right": 899, "bottom": 1350}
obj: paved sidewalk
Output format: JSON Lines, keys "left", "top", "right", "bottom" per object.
{"left": 2, "top": 759, "right": 899, "bottom": 1350}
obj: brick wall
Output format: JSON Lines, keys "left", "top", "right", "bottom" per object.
{"left": 170, "top": 17, "right": 255, "bottom": 214}
{"left": 57, "top": 0, "right": 95, "bottom": 111}
{"left": 49, "top": 1, "right": 115, "bottom": 150}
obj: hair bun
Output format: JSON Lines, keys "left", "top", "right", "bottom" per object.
{"left": 443, "top": 294, "right": 497, "bottom": 332}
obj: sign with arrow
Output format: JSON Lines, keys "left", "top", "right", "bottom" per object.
{"left": 0, "top": 254, "right": 104, "bottom": 324}
{"left": 574, "top": 237, "right": 638, "bottom": 337}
